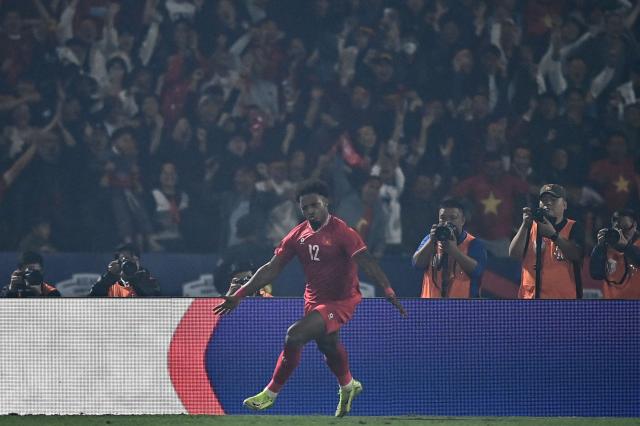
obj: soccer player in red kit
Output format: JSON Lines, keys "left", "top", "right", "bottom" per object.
{"left": 213, "top": 180, "right": 406, "bottom": 417}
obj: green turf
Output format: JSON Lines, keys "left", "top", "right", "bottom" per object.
{"left": 0, "top": 416, "right": 639, "bottom": 426}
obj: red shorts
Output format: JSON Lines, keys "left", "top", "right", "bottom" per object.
{"left": 304, "top": 295, "right": 361, "bottom": 334}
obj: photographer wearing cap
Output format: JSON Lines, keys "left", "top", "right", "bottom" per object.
{"left": 1, "top": 251, "right": 60, "bottom": 298}
{"left": 412, "top": 199, "right": 487, "bottom": 298}
{"left": 509, "top": 184, "right": 584, "bottom": 299}
{"left": 88, "top": 243, "right": 161, "bottom": 297}
{"left": 589, "top": 209, "right": 640, "bottom": 299}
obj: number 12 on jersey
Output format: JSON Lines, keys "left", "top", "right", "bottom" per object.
{"left": 308, "top": 244, "right": 320, "bottom": 261}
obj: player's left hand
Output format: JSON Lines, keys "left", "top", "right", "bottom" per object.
{"left": 386, "top": 294, "right": 407, "bottom": 317}
{"left": 212, "top": 295, "right": 241, "bottom": 316}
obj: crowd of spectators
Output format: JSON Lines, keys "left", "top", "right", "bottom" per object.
{"left": 1, "top": 0, "right": 639, "bottom": 260}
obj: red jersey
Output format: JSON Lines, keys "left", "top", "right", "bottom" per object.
{"left": 275, "top": 215, "right": 366, "bottom": 304}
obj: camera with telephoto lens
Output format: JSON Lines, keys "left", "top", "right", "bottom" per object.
{"left": 531, "top": 207, "right": 552, "bottom": 223}
{"left": 435, "top": 222, "right": 456, "bottom": 242}
{"left": 603, "top": 228, "right": 621, "bottom": 246}
{"left": 119, "top": 259, "right": 138, "bottom": 277}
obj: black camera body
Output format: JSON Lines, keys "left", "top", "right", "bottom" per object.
{"left": 532, "top": 207, "right": 553, "bottom": 223}
{"left": 22, "top": 269, "right": 44, "bottom": 287}
{"left": 603, "top": 228, "right": 621, "bottom": 246}
{"left": 119, "top": 259, "right": 139, "bottom": 277}
{"left": 435, "top": 222, "right": 456, "bottom": 242}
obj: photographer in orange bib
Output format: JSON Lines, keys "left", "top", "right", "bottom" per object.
{"left": 589, "top": 209, "right": 640, "bottom": 299}
{"left": 509, "top": 184, "right": 584, "bottom": 299}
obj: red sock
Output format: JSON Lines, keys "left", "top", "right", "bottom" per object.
{"left": 267, "top": 344, "right": 302, "bottom": 393}
{"left": 324, "top": 341, "right": 353, "bottom": 386}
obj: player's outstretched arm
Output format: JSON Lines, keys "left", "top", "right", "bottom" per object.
{"left": 213, "top": 254, "right": 287, "bottom": 315}
{"left": 353, "top": 250, "right": 407, "bottom": 317}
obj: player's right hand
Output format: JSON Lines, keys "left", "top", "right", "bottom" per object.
{"left": 386, "top": 294, "right": 407, "bottom": 318}
{"left": 212, "top": 295, "right": 241, "bottom": 316}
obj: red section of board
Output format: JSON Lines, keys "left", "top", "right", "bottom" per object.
{"left": 168, "top": 298, "right": 225, "bottom": 414}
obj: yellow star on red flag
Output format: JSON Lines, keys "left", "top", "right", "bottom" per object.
{"left": 613, "top": 175, "right": 630, "bottom": 193}
{"left": 481, "top": 191, "right": 502, "bottom": 215}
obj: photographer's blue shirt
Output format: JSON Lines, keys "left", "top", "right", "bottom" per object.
{"left": 412, "top": 230, "right": 488, "bottom": 298}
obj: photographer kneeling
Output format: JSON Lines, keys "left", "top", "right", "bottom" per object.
{"left": 412, "top": 199, "right": 487, "bottom": 298}
{"left": 1, "top": 251, "right": 60, "bottom": 297}
{"left": 589, "top": 209, "right": 640, "bottom": 299}
{"left": 89, "top": 243, "right": 161, "bottom": 297}
{"left": 509, "top": 184, "right": 583, "bottom": 299}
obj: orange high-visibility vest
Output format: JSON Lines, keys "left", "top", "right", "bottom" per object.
{"left": 107, "top": 281, "right": 138, "bottom": 297}
{"left": 602, "top": 239, "right": 640, "bottom": 299}
{"left": 421, "top": 233, "right": 476, "bottom": 298}
{"left": 519, "top": 220, "right": 579, "bottom": 299}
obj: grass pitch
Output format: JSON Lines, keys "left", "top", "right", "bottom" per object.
{"left": 0, "top": 416, "right": 639, "bottom": 426}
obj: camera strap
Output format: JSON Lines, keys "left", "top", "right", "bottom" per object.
{"left": 603, "top": 235, "right": 637, "bottom": 286}
{"left": 534, "top": 227, "right": 543, "bottom": 299}
{"left": 440, "top": 253, "right": 450, "bottom": 298}
{"left": 604, "top": 255, "right": 629, "bottom": 286}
